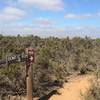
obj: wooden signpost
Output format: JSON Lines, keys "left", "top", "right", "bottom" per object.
{"left": 26, "top": 48, "right": 35, "bottom": 100}
{"left": 0, "top": 47, "right": 35, "bottom": 100}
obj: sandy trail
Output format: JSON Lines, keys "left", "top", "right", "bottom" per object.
{"left": 49, "top": 74, "right": 93, "bottom": 100}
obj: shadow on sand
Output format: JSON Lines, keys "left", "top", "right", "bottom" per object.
{"left": 38, "top": 90, "right": 61, "bottom": 100}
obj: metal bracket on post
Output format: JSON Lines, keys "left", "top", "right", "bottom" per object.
{"left": 25, "top": 47, "right": 35, "bottom": 100}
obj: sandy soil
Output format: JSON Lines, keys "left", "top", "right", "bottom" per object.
{"left": 49, "top": 75, "right": 93, "bottom": 100}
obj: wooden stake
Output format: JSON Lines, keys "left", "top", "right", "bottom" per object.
{"left": 26, "top": 48, "right": 35, "bottom": 100}
{"left": 26, "top": 64, "right": 33, "bottom": 100}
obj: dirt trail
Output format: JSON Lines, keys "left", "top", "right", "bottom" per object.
{"left": 50, "top": 74, "right": 93, "bottom": 100}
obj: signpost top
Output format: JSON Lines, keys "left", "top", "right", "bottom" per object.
{"left": 25, "top": 47, "right": 35, "bottom": 64}
{"left": 25, "top": 47, "right": 35, "bottom": 54}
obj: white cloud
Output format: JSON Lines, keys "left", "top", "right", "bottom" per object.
{"left": 19, "top": 0, "right": 64, "bottom": 11}
{"left": 33, "top": 17, "right": 55, "bottom": 27}
{"left": 98, "top": 12, "right": 100, "bottom": 16}
{"left": 0, "top": 7, "right": 27, "bottom": 22}
{"left": 64, "top": 13, "right": 92, "bottom": 19}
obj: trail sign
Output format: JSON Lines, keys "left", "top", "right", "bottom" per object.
{"left": 26, "top": 48, "right": 35, "bottom": 64}
{"left": 0, "top": 53, "right": 27, "bottom": 66}
{"left": 0, "top": 47, "right": 35, "bottom": 100}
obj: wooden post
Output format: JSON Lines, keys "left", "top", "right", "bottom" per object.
{"left": 26, "top": 64, "right": 33, "bottom": 100}
{"left": 26, "top": 48, "right": 35, "bottom": 100}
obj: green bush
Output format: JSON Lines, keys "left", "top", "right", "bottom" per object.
{"left": 85, "top": 67, "right": 100, "bottom": 100}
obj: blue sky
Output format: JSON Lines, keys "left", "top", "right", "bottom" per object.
{"left": 0, "top": 0, "right": 100, "bottom": 38}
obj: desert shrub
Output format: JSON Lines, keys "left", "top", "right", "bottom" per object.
{"left": 80, "top": 67, "right": 87, "bottom": 75}
{"left": 84, "top": 80, "right": 100, "bottom": 100}
{"left": 85, "top": 67, "right": 100, "bottom": 100}
{"left": 0, "top": 36, "right": 100, "bottom": 97}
